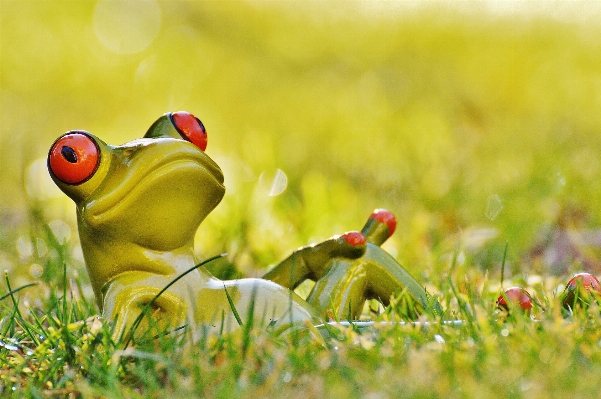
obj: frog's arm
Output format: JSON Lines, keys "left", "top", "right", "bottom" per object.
{"left": 101, "top": 272, "right": 188, "bottom": 342}
{"left": 262, "top": 231, "right": 366, "bottom": 290}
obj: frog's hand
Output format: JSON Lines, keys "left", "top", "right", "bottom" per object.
{"left": 363, "top": 243, "right": 427, "bottom": 314}
{"left": 262, "top": 231, "right": 367, "bottom": 290}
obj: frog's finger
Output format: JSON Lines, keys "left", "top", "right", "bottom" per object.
{"left": 361, "top": 209, "right": 397, "bottom": 247}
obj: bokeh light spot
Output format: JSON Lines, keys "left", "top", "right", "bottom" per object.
{"left": 29, "top": 264, "right": 43, "bottom": 279}
{"left": 259, "top": 169, "right": 288, "bottom": 197}
{"left": 48, "top": 220, "right": 72, "bottom": 244}
{"left": 93, "top": 0, "right": 161, "bottom": 54}
{"left": 16, "top": 237, "right": 34, "bottom": 258}
{"left": 25, "top": 158, "right": 64, "bottom": 200}
{"left": 485, "top": 194, "right": 504, "bottom": 221}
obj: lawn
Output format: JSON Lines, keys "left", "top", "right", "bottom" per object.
{"left": 2, "top": 1, "right": 601, "bottom": 397}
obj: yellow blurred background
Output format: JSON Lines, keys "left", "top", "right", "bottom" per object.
{"left": 2, "top": 1, "right": 601, "bottom": 285}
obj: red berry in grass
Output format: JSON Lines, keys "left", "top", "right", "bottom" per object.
{"left": 565, "top": 272, "right": 601, "bottom": 291}
{"left": 561, "top": 272, "right": 601, "bottom": 310}
{"left": 496, "top": 287, "right": 533, "bottom": 314}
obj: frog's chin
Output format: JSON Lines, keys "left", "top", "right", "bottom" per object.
{"left": 82, "top": 158, "right": 225, "bottom": 251}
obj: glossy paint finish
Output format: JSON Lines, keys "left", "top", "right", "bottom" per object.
{"left": 48, "top": 112, "right": 426, "bottom": 341}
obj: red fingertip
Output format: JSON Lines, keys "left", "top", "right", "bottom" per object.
{"left": 343, "top": 231, "right": 366, "bottom": 247}
{"left": 370, "top": 209, "right": 397, "bottom": 236}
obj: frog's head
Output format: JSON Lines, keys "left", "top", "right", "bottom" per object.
{"left": 48, "top": 112, "right": 225, "bottom": 252}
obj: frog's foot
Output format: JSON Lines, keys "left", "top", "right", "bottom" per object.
{"left": 100, "top": 272, "right": 191, "bottom": 343}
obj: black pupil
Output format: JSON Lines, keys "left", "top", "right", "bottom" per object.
{"left": 61, "top": 146, "right": 78, "bottom": 163}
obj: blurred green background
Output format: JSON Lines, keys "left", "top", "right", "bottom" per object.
{"left": 2, "top": 1, "right": 601, "bottom": 289}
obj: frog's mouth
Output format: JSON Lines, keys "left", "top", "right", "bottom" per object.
{"left": 82, "top": 139, "right": 225, "bottom": 247}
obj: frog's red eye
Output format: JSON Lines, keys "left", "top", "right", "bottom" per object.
{"left": 48, "top": 132, "right": 100, "bottom": 185}
{"left": 169, "top": 111, "right": 208, "bottom": 151}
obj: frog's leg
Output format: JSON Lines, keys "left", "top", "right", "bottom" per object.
{"left": 101, "top": 272, "right": 189, "bottom": 342}
{"left": 262, "top": 232, "right": 366, "bottom": 289}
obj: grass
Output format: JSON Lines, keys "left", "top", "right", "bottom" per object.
{"left": 1, "top": 250, "right": 601, "bottom": 398}
{"left": 4, "top": 1, "right": 601, "bottom": 397}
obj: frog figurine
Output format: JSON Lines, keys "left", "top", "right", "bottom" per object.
{"left": 47, "top": 111, "right": 427, "bottom": 342}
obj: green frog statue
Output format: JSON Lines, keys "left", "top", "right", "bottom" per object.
{"left": 47, "top": 111, "right": 427, "bottom": 342}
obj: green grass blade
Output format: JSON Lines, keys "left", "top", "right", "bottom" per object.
{"left": 501, "top": 241, "right": 509, "bottom": 289}
{"left": 223, "top": 284, "right": 243, "bottom": 327}
{"left": 241, "top": 284, "right": 257, "bottom": 358}
{"left": 4, "top": 272, "right": 39, "bottom": 345}
{"left": 0, "top": 282, "right": 38, "bottom": 301}
{"left": 62, "top": 262, "right": 68, "bottom": 325}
